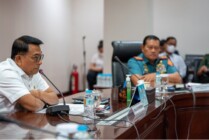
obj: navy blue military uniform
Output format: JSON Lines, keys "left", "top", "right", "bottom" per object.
{"left": 128, "top": 53, "right": 177, "bottom": 75}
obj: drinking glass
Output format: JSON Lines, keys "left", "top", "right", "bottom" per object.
{"left": 92, "top": 90, "right": 102, "bottom": 118}
{"left": 160, "top": 74, "right": 169, "bottom": 93}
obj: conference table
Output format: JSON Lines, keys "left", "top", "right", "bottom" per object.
{"left": 1, "top": 88, "right": 209, "bottom": 139}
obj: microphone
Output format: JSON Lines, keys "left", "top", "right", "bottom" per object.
{"left": 82, "top": 36, "right": 86, "bottom": 40}
{"left": 39, "top": 69, "right": 70, "bottom": 116}
{"left": 114, "top": 56, "right": 141, "bottom": 81}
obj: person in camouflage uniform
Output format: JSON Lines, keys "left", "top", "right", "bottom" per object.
{"left": 197, "top": 54, "right": 209, "bottom": 83}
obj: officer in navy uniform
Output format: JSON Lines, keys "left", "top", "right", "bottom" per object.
{"left": 197, "top": 54, "right": 209, "bottom": 83}
{"left": 128, "top": 35, "right": 182, "bottom": 86}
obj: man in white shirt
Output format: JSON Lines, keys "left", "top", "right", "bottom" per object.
{"left": 87, "top": 40, "right": 103, "bottom": 89}
{"left": 0, "top": 35, "right": 58, "bottom": 112}
{"left": 160, "top": 41, "right": 187, "bottom": 78}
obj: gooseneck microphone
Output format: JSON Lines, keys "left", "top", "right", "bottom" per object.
{"left": 114, "top": 56, "right": 141, "bottom": 81}
{"left": 39, "top": 69, "right": 70, "bottom": 116}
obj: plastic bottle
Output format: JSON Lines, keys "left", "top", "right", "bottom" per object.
{"left": 155, "top": 72, "right": 161, "bottom": 95}
{"left": 83, "top": 89, "right": 94, "bottom": 120}
{"left": 126, "top": 75, "right": 131, "bottom": 105}
{"left": 96, "top": 73, "right": 102, "bottom": 86}
{"left": 73, "top": 125, "right": 91, "bottom": 139}
{"left": 56, "top": 123, "right": 78, "bottom": 140}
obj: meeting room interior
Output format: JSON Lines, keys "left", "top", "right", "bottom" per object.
{"left": 1, "top": 0, "right": 209, "bottom": 139}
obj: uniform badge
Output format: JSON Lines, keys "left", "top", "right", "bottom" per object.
{"left": 134, "top": 56, "right": 143, "bottom": 61}
{"left": 143, "top": 64, "right": 149, "bottom": 74}
{"left": 156, "top": 60, "right": 166, "bottom": 74}
{"left": 167, "top": 59, "right": 174, "bottom": 66}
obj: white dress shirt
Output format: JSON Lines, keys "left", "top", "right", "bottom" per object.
{"left": 0, "top": 58, "right": 49, "bottom": 112}
{"left": 167, "top": 54, "right": 187, "bottom": 78}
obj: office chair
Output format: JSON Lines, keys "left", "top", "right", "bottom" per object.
{"left": 111, "top": 41, "right": 142, "bottom": 87}
{"left": 184, "top": 54, "right": 204, "bottom": 82}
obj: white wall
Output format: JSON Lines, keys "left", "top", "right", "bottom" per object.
{"left": 153, "top": 0, "right": 209, "bottom": 58}
{"left": 0, "top": 0, "right": 72, "bottom": 92}
{"left": 104, "top": 0, "right": 209, "bottom": 74}
{"left": 0, "top": 0, "right": 104, "bottom": 92}
{"left": 71, "top": 0, "right": 104, "bottom": 90}
{"left": 1, "top": 0, "right": 209, "bottom": 92}
{"left": 103, "top": 0, "right": 154, "bottom": 73}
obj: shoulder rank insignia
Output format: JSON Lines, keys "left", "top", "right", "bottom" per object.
{"left": 134, "top": 56, "right": 143, "bottom": 61}
{"left": 167, "top": 59, "right": 174, "bottom": 66}
{"left": 159, "top": 56, "right": 168, "bottom": 60}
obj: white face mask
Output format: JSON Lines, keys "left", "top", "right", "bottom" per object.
{"left": 167, "top": 45, "right": 175, "bottom": 53}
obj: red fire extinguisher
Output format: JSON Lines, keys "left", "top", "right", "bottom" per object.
{"left": 70, "top": 64, "right": 79, "bottom": 94}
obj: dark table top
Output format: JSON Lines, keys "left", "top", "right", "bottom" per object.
{"left": 0, "top": 88, "right": 191, "bottom": 139}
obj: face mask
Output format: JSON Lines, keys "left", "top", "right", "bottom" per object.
{"left": 167, "top": 45, "right": 175, "bottom": 53}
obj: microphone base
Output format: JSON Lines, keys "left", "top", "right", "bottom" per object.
{"left": 46, "top": 105, "right": 70, "bottom": 116}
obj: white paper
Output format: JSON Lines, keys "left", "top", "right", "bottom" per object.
{"left": 36, "top": 103, "right": 105, "bottom": 115}
{"left": 36, "top": 103, "right": 84, "bottom": 115}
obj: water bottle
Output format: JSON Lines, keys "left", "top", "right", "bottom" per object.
{"left": 96, "top": 73, "right": 102, "bottom": 86}
{"left": 84, "top": 89, "right": 94, "bottom": 120}
{"left": 126, "top": 75, "right": 131, "bottom": 105}
{"left": 155, "top": 72, "right": 161, "bottom": 96}
{"left": 56, "top": 123, "right": 78, "bottom": 140}
{"left": 73, "top": 125, "right": 91, "bottom": 139}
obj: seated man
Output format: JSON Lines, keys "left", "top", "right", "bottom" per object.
{"left": 166, "top": 36, "right": 179, "bottom": 55}
{"left": 128, "top": 35, "right": 182, "bottom": 86}
{"left": 0, "top": 35, "right": 59, "bottom": 112}
{"left": 197, "top": 54, "right": 209, "bottom": 83}
{"left": 160, "top": 39, "right": 187, "bottom": 78}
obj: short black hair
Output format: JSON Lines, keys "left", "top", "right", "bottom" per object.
{"left": 166, "top": 36, "right": 176, "bottom": 42}
{"left": 160, "top": 39, "right": 166, "bottom": 46}
{"left": 143, "top": 35, "right": 160, "bottom": 46}
{"left": 11, "top": 35, "right": 43, "bottom": 59}
{"left": 98, "top": 40, "right": 103, "bottom": 49}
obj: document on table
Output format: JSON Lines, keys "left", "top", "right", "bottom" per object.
{"left": 36, "top": 103, "right": 84, "bottom": 115}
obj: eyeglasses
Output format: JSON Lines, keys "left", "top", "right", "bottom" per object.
{"left": 145, "top": 46, "right": 160, "bottom": 50}
{"left": 31, "top": 54, "right": 44, "bottom": 62}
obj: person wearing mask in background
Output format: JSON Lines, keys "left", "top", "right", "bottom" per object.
{"left": 87, "top": 40, "right": 104, "bottom": 90}
{"left": 160, "top": 40, "right": 187, "bottom": 78}
{"left": 0, "top": 35, "right": 59, "bottom": 112}
{"left": 128, "top": 35, "right": 182, "bottom": 86}
{"left": 166, "top": 36, "right": 179, "bottom": 55}
{"left": 197, "top": 54, "right": 209, "bottom": 83}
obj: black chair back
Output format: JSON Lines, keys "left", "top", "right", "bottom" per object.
{"left": 111, "top": 41, "right": 142, "bottom": 87}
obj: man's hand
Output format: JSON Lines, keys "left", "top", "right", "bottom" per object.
{"left": 30, "top": 88, "right": 59, "bottom": 105}
{"left": 197, "top": 65, "right": 208, "bottom": 76}
{"left": 141, "top": 73, "right": 156, "bottom": 82}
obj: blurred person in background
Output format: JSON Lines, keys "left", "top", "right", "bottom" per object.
{"left": 87, "top": 40, "right": 104, "bottom": 90}
{"left": 166, "top": 36, "right": 179, "bottom": 55}
{"left": 159, "top": 39, "right": 167, "bottom": 55}
{"left": 197, "top": 54, "right": 209, "bottom": 83}
{"left": 162, "top": 40, "right": 187, "bottom": 78}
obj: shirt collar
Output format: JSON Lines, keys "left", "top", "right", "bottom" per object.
{"left": 141, "top": 53, "right": 160, "bottom": 65}
{"left": 7, "top": 58, "right": 32, "bottom": 79}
